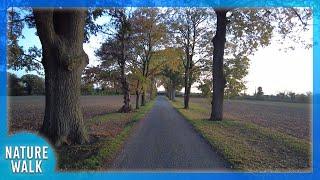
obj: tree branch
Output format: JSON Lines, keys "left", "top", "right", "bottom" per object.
{"left": 291, "top": 8, "right": 308, "bottom": 27}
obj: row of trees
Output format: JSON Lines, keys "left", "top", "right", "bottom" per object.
{"left": 8, "top": 7, "right": 311, "bottom": 145}
{"left": 84, "top": 8, "right": 166, "bottom": 112}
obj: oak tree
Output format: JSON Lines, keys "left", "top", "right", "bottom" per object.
{"left": 96, "top": 8, "right": 133, "bottom": 112}
{"left": 8, "top": 8, "right": 104, "bottom": 145}
{"left": 210, "top": 8, "right": 311, "bottom": 120}
{"left": 167, "top": 8, "right": 211, "bottom": 109}
{"left": 131, "top": 8, "right": 166, "bottom": 106}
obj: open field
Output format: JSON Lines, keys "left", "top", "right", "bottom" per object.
{"left": 8, "top": 95, "right": 154, "bottom": 170}
{"left": 177, "top": 97, "right": 311, "bottom": 140}
{"left": 8, "top": 96, "right": 136, "bottom": 133}
{"left": 171, "top": 99, "right": 311, "bottom": 171}
{"left": 9, "top": 96, "right": 311, "bottom": 140}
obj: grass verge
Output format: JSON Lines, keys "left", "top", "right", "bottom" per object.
{"left": 57, "top": 100, "right": 156, "bottom": 171}
{"left": 171, "top": 99, "right": 311, "bottom": 171}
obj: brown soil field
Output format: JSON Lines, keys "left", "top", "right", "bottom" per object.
{"left": 8, "top": 95, "right": 137, "bottom": 133}
{"left": 179, "top": 97, "right": 311, "bottom": 140}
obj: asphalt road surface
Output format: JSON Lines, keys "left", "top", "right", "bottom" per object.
{"left": 112, "top": 96, "right": 230, "bottom": 170}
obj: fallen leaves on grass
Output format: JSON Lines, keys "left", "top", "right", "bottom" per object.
{"left": 171, "top": 99, "right": 311, "bottom": 171}
{"left": 57, "top": 100, "right": 155, "bottom": 170}
{"left": 8, "top": 95, "right": 137, "bottom": 134}
{"left": 179, "top": 97, "right": 311, "bottom": 140}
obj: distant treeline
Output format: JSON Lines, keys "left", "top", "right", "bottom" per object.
{"left": 164, "top": 89, "right": 312, "bottom": 104}
{"left": 8, "top": 72, "right": 125, "bottom": 96}
{"left": 8, "top": 73, "right": 45, "bottom": 96}
{"left": 240, "top": 86, "right": 312, "bottom": 103}
{"left": 8, "top": 73, "right": 151, "bottom": 97}
{"left": 80, "top": 83, "right": 122, "bottom": 96}
{"left": 233, "top": 93, "right": 312, "bottom": 103}
{"left": 193, "top": 86, "right": 312, "bottom": 103}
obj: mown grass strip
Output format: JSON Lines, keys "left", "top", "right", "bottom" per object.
{"left": 58, "top": 99, "right": 156, "bottom": 170}
{"left": 170, "top": 99, "right": 311, "bottom": 171}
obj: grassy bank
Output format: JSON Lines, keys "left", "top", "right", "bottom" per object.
{"left": 57, "top": 100, "right": 156, "bottom": 170}
{"left": 171, "top": 99, "right": 311, "bottom": 171}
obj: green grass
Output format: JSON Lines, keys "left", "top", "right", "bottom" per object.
{"left": 171, "top": 99, "right": 311, "bottom": 171}
{"left": 57, "top": 100, "right": 156, "bottom": 170}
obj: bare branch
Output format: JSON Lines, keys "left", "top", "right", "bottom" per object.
{"left": 291, "top": 8, "right": 308, "bottom": 27}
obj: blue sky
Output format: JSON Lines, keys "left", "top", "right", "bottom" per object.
{"left": 12, "top": 11, "right": 313, "bottom": 95}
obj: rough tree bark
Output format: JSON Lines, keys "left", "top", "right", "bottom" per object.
{"left": 141, "top": 91, "right": 146, "bottom": 106}
{"left": 119, "top": 67, "right": 131, "bottom": 112}
{"left": 33, "top": 9, "right": 89, "bottom": 145}
{"left": 183, "top": 29, "right": 194, "bottom": 109}
{"left": 141, "top": 63, "right": 149, "bottom": 106}
{"left": 167, "top": 84, "right": 172, "bottom": 100}
{"left": 184, "top": 67, "right": 190, "bottom": 109}
{"left": 118, "top": 33, "right": 132, "bottom": 113}
{"left": 171, "top": 87, "right": 176, "bottom": 101}
{"left": 149, "top": 77, "right": 155, "bottom": 100}
{"left": 210, "top": 9, "right": 228, "bottom": 121}
{"left": 184, "top": 57, "right": 193, "bottom": 109}
{"left": 135, "top": 80, "right": 140, "bottom": 109}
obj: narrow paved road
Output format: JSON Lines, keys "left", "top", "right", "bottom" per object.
{"left": 112, "top": 96, "right": 229, "bottom": 170}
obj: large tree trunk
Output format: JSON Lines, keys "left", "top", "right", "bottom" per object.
{"left": 172, "top": 88, "right": 176, "bottom": 101}
{"left": 34, "top": 9, "right": 88, "bottom": 145}
{"left": 184, "top": 68, "right": 190, "bottom": 109}
{"left": 119, "top": 63, "right": 131, "bottom": 112}
{"left": 118, "top": 28, "right": 131, "bottom": 113}
{"left": 210, "top": 9, "right": 228, "bottom": 121}
{"left": 135, "top": 80, "right": 140, "bottom": 109}
{"left": 141, "top": 91, "right": 146, "bottom": 106}
{"left": 149, "top": 78, "right": 155, "bottom": 100}
{"left": 135, "top": 91, "right": 140, "bottom": 109}
{"left": 168, "top": 86, "right": 172, "bottom": 100}
{"left": 119, "top": 76, "right": 131, "bottom": 112}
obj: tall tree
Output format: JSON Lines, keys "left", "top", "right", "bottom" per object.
{"left": 167, "top": 8, "right": 211, "bottom": 109}
{"left": 8, "top": 8, "right": 104, "bottom": 145}
{"left": 211, "top": 9, "right": 228, "bottom": 120}
{"left": 210, "top": 8, "right": 311, "bottom": 121}
{"left": 96, "top": 8, "right": 133, "bottom": 112}
{"left": 131, "top": 8, "right": 166, "bottom": 106}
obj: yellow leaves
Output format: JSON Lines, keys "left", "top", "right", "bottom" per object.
{"left": 152, "top": 48, "right": 184, "bottom": 72}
